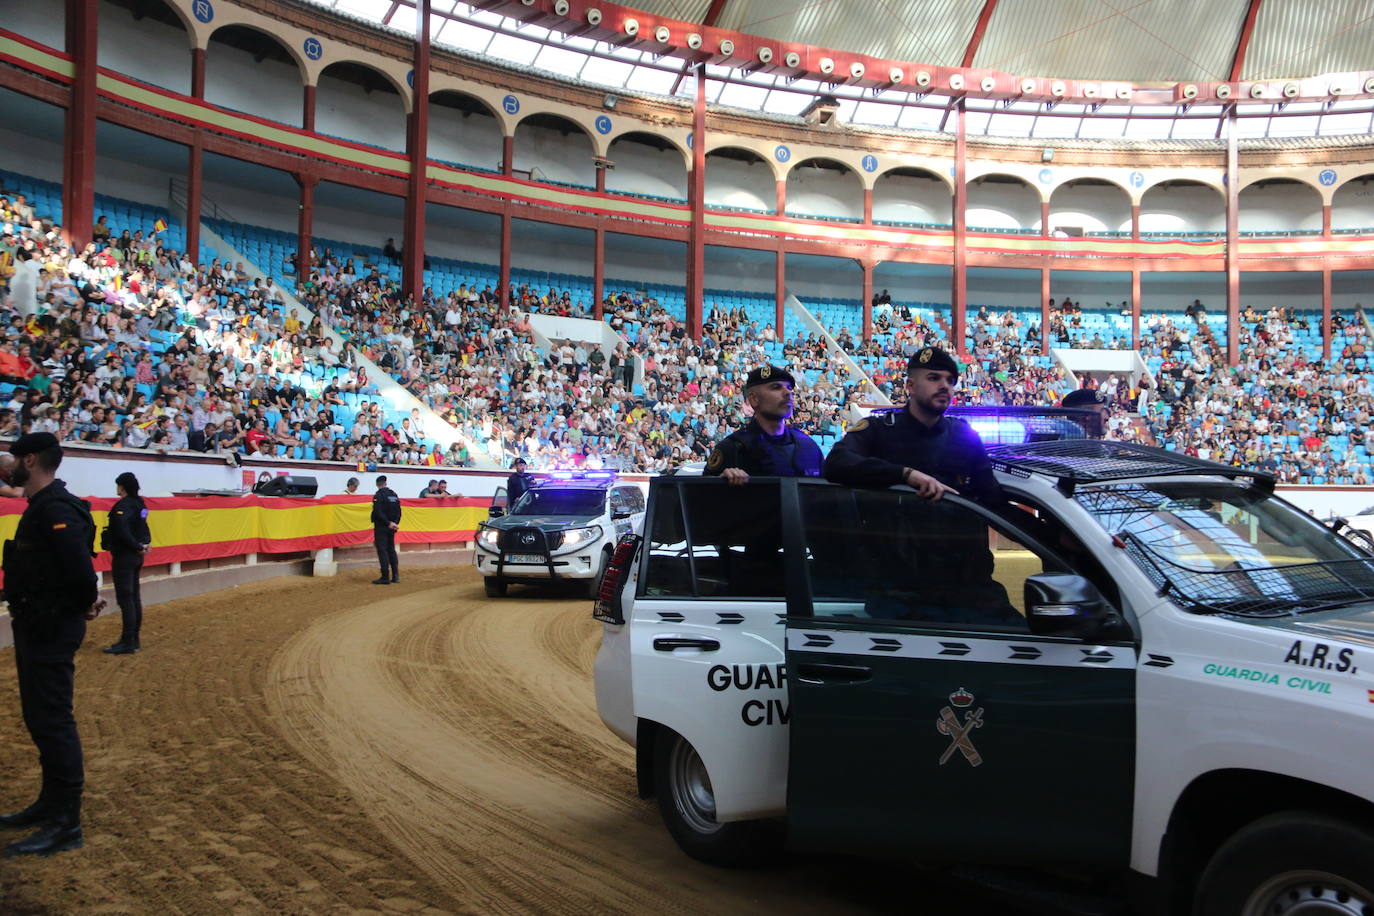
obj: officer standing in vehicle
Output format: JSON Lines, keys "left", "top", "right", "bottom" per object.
{"left": 102, "top": 472, "right": 151, "bottom": 656}
{"left": 824, "top": 346, "right": 1003, "bottom": 503}
{"left": 705, "top": 366, "right": 823, "bottom": 483}
{"left": 371, "top": 475, "right": 401, "bottom": 585}
{"left": 506, "top": 458, "right": 534, "bottom": 508}
{"left": 1061, "top": 387, "right": 1110, "bottom": 438}
{"left": 0, "top": 432, "right": 102, "bottom": 858}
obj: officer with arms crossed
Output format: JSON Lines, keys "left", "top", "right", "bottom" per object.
{"left": 505, "top": 458, "right": 534, "bottom": 508}
{"left": 705, "top": 365, "right": 823, "bottom": 483}
{"left": 824, "top": 346, "right": 1002, "bottom": 503}
{"left": 102, "top": 471, "right": 151, "bottom": 656}
{"left": 0, "top": 432, "right": 104, "bottom": 857}
{"left": 371, "top": 475, "right": 402, "bottom": 585}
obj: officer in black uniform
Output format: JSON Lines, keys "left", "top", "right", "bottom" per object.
{"left": 824, "top": 346, "right": 1003, "bottom": 504}
{"left": 102, "top": 471, "right": 151, "bottom": 656}
{"left": 1061, "top": 387, "right": 1110, "bottom": 438}
{"left": 0, "top": 432, "right": 103, "bottom": 858}
{"left": 705, "top": 366, "right": 823, "bottom": 483}
{"left": 371, "top": 474, "right": 402, "bottom": 585}
{"left": 506, "top": 458, "right": 534, "bottom": 508}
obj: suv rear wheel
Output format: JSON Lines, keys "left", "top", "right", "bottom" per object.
{"left": 654, "top": 729, "right": 779, "bottom": 867}
{"left": 484, "top": 576, "right": 508, "bottom": 598}
{"left": 586, "top": 547, "right": 612, "bottom": 599}
{"left": 1194, "top": 811, "right": 1374, "bottom": 916}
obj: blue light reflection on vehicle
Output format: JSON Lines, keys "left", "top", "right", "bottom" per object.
{"left": 968, "top": 418, "right": 1029, "bottom": 445}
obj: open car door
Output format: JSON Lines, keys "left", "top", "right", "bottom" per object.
{"left": 781, "top": 481, "right": 1137, "bottom": 869}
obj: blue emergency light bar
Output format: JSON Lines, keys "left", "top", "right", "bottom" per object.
{"left": 866, "top": 406, "right": 1099, "bottom": 443}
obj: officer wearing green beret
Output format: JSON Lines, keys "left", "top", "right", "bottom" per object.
{"left": 706, "top": 365, "right": 823, "bottom": 484}
{"left": 0, "top": 432, "right": 103, "bottom": 857}
{"left": 824, "top": 346, "right": 1003, "bottom": 504}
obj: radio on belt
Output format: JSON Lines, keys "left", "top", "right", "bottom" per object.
{"left": 592, "top": 438, "right": 1374, "bottom": 913}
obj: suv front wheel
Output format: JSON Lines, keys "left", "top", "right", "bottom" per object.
{"left": 1194, "top": 811, "right": 1374, "bottom": 916}
{"left": 654, "top": 729, "right": 779, "bottom": 867}
{"left": 484, "top": 576, "right": 508, "bottom": 598}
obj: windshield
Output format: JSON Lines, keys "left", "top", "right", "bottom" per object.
{"left": 1075, "top": 482, "right": 1374, "bottom": 616}
{"left": 510, "top": 488, "right": 605, "bottom": 517}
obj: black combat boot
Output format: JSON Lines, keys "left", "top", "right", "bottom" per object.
{"left": 0, "top": 799, "right": 49, "bottom": 829}
{"left": 103, "top": 640, "right": 136, "bottom": 655}
{"left": 3, "top": 804, "right": 82, "bottom": 857}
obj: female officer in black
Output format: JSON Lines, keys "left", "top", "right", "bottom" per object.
{"left": 103, "top": 471, "right": 151, "bottom": 655}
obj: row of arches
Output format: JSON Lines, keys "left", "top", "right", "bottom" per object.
{"left": 17, "top": 0, "right": 1374, "bottom": 234}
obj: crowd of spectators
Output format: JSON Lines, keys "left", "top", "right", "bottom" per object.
{"left": 3, "top": 176, "right": 1373, "bottom": 484}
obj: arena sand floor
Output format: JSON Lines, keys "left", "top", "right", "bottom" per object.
{"left": 0, "top": 567, "right": 1044, "bottom": 915}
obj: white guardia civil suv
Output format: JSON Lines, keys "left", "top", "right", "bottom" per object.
{"left": 593, "top": 438, "right": 1374, "bottom": 915}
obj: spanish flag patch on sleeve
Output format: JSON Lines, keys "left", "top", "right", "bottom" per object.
{"left": 51, "top": 523, "right": 67, "bottom": 530}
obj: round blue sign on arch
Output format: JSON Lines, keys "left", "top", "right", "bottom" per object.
{"left": 775, "top": 145, "right": 791, "bottom": 163}
{"left": 595, "top": 115, "right": 613, "bottom": 135}
{"left": 406, "top": 70, "right": 414, "bottom": 88}
{"left": 193, "top": 0, "right": 214, "bottom": 23}
{"left": 303, "top": 37, "right": 324, "bottom": 61}
{"left": 1038, "top": 167, "right": 1054, "bottom": 185}
{"left": 686, "top": 132, "right": 693, "bottom": 149}
{"left": 861, "top": 154, "right": 878, "bottom": 173}
{"left": 502, "top": 94, "right": 520, "bottom": 115}
{"left": 1319, "top": 168, "right": 1338, "bottom": 186}
{"left": 1129, "top": 171, "right": 1145, "bottom": 188}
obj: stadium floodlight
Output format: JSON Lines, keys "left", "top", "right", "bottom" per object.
{"left": 889, "top": 67, "right": 904, "bottom": 84}
{"left": 1216, "top": 83, "right": 1232, "bottom": 99}
{"left": 654, "top": 25, "right": 669, "bottom": 44}
{"left": 980, "top": 75, "right": 995, "bottom": 92}
{"left": 757, "top": 47, "right": 773, "bottom": 64}
{"left": 949, "top": 73, "right": 965, "bottom": 90}
{"left": 850, "top": 62, "right": 866, "bottom": 80}
{"left": 786, "top": 52, "right": 802, "bottom": 68}
{"left": 915, "top": 70, "right": 932, "bottom": 88}
{"left": 719, "top": 39, "right": 734, "bottom": 56}
{"left": 586, "top": 8, "right": 602, "bottom": 26}
{"left": 686, "top": 32, "right": 702, "bottom": 50}
{"left": 819, "top": 57, "right": 835, "bottom": 75}
{"left": 1051, "top": 81, "right": 1066, "bottom": 97}
{"left": 1283, "top": 82, "right": 1300, "bottom": 98}
{"left": 553, "top": 0, "right": 569, "bottom": 14}
{"left": 623, "top": 18, "right": 638, "bottom": 37}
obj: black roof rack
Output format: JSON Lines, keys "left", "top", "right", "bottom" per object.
{"left": 987, "top": 439, "right": 1276, "bottom": 496}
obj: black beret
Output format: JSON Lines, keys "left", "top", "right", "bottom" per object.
{"left": 1062, "top": 388, "right": 1108, "bottom": 409}
{"left": 745, "top": 365, "right": 795, "bottom": 389}
{"left": 10, "top": 432, "right": 60, "bottom": 456}
{"left": 906, "top": 346, "right": 960, "bottom": 379}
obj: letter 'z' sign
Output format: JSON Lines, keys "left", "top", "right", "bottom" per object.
{"left": 936, "top": 688, "right": 984, "bottom": 766}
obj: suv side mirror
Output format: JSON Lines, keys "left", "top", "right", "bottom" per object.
{"left": 1024, "top": 573, "right": 1117, "bottom": 639}
{"left": 611, "top": 507, "right": 632, "bottom": 520}
{"left": 488, "top": 506, "right": 506, "bottom": 519}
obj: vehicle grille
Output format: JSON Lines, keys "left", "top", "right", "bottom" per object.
{"left": 498, "top": 527, "right": 563, "bottom": 553}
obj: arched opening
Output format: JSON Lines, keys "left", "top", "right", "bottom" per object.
{"left": 428, "top": 90, "right": 503, "bottom": 174}
{"left": 1239, "top": 178, "right": 1322, "bottom": 235}
{"left": 1139, "top": 180, "right": 1225, "bottom": 238}
{"left": 1331, "top": 174, "right": 1374, "bottom": 233}
{"left": 513, "top": 114, "right": 595, "bottom": 188}
{"left": 873, "top": 167, "right": 950, "bottom": 227}
{"left": 966, "top": 174, "right": 1039, "bottom": 232}
{"left": 99, "top": 0, "right": 191, "bottom": 94}
{"left": 317, "top": 61, "right": 406, "bottom": 153}
{"left": 704, "top": 146, "right": 772, "bottom": 213}
{"left": 1048, "top": 178, "right": 1131, "bottom": 237}
{"left": 206, "top": 25, "right": 304, "bottom": 127}
{"left": 605, "top": 132, "right": 687, "bottom": 202}
{"left": 786, "top": 158, "right": 862, "bottom": 221}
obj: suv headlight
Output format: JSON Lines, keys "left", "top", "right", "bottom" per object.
{"left": 477, "top": 527, "right": 500, "bottom": 553}
{"left": 552, "top": 525, "right": 602, "bottom": 555}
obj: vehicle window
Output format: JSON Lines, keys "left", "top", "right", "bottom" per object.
{"left": 1076, "top": 482, "right": 1374, "bottom": 615}
{"left": 641, "top": 481, "right": 783, "bottom": 598}
{"left": 511, "top": 488, "right": 605, "bottom": 516}
{"left": 610, "top": 487, "right": 644, "bottom": 515}
{"left": 800, "top": 487, "right": 1059, "bottom": 631}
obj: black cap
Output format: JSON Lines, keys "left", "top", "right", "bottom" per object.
{"left": 10, "top": 432, "right": 59, "bottom": 456}
{"left": 745, "top": 366, "right": 795, "bottom": 389}
{"left": 906, "top": 346, "right": 959, "bottom": 379}
{"left": 1062, "top": 388, "right": 1108, "bottom": 409}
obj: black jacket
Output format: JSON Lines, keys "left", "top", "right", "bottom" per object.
{"left": 105, "top": 494, "right": 151, "bottom": 558}
{"left": 371, "top": 487, "right": 402, "bottom": 528}
{"left": 2, "top": 480, "right": 99, "bottom": 619}
{"left": 704, "top": 421, "right": 823, "bottom": 478}
{"left": 823, "top": 409, "right": 1004, "bottom": 504}
{"left": 506, "top": 471, "right": 534, "bottom": 508}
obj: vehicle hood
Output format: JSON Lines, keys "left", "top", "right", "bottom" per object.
{"left": 486, "top": 514, "right": 601, "bottom": 532}
{"left": 1259, "top": 603, "right": 1374, "bottom": 650}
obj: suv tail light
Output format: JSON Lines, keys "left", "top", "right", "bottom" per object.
{"left": 593, "top": 534, "right": 641, "bottom": 624}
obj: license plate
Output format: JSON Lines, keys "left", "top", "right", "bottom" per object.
{"left": 504, "top": 554, "right": 544, "bottom": 564}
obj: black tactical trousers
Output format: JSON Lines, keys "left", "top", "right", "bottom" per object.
{"left": 12, "top": 612, "right": 86, "bottom": 808}
{"left": 374, "top": 527, "right": 398, "bottom": 580}
{"left": 111, "top": 555, "right": 144, "bottom": 642}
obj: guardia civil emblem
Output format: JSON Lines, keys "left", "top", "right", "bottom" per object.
{"left": 936, "top": 688, "right": 984, "bottom": 767}
{"left": 918, "top": 348, "right": 933, "bottom": 364}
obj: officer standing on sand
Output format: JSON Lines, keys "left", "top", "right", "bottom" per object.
{"left": 371, "top": 475, "right": 402, "bottom": 585}
{"left": 705, "top": 366, "right": 823, "bottom": 483}
{"left": 0, "top": 432, "right": 103, "bottom": 858}
{"left": 506, "top": 458, "right": 534, "bottom": 508}
{"left": 102, "top": 471, "right": 151, "bottom": 656}
{"left": 824, "top": 346, "right": 1003, "bottom": 503}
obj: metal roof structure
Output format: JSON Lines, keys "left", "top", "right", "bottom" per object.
{"left": 301, "top": 0, "right": 1374, "bottom": 140}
